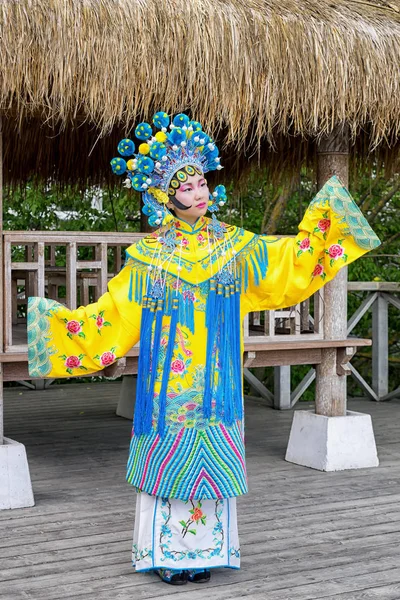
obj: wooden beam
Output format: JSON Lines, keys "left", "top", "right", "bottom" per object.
{"left": 347, "top": 292, "right": 378, "bottom": 335}
{"left": 347, "top": 282, "right": 400, "bottom": 292}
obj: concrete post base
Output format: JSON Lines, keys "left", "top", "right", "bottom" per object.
{"left": 285, "top": 410, "right": 379, "bottom": 471}
{"left": 116, "top": 375, "right": 136, "bottom": 420}
{"left": 0, "top": 438, "right": 35, "bottom": 510}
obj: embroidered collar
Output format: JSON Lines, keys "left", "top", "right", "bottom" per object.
{"left": 174, "top": 216, "right": 207, "bottom": 234}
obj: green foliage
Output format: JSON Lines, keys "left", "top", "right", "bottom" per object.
{"left": 4, "top": 183, "right": 141, "bottom": 233}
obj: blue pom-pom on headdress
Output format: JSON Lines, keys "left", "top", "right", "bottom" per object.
{"left": 190, "top": 121, "right": 202, "bottom": 131}
{"left": 149, "top": 142, "right": 167, "bottom": 161}
{"left": 135, "top": 122, "right": 153, "bottom": 140}
{"left": 110, "top": 157, "right": 127, "bottom": 175}
{"left": 137, "top": 156, "right": 155, "bottom": 174}
{"left": 118, "top": 139, "right": 135, "bottom": 156}
{"left": 132, "top": 173, "right": 149, "bottom": 191}
{"left": 153, "top": 112, "right": 170, "bottom": 129}
{"left": 168, "top": 127, "right": 187, "bottom": 147}
{"left": 173, "top": 113, "right": 190, "bottom": 128}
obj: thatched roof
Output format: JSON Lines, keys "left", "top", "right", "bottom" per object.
{"left": 2, "top": 0, "right": 400, "bottom": 184}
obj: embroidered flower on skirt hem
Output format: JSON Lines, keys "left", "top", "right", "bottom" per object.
{"left": 132, "top": 491, "right": 240, "bottom": 571}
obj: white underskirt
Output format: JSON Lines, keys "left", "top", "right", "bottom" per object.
{"left": 132, "top": 491, "right": 240, "bottom": 571}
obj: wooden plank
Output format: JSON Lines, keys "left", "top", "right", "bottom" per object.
{"left": 349, "top": 364, "right": 379, "bottom": 402}
{"left": 348, "top": 282, "right": 400, "bottom": 292}
{"left": 243, "top": 338, "right": 371, "bottom": 350}
{"left": 384, "top": 291, "right": 400, "bottom": 311}
{"left": 10, "top": 261, "right": 39, "bottom": 270}
{"left": 244, "top": 348, "right": 322, "bottom": 367}
{"left": 74, "top": 261, "right": 102, "bottom": 270}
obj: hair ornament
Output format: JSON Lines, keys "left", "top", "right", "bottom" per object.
{"left": 208, "top": 185, "right": 227, "bottom": 213}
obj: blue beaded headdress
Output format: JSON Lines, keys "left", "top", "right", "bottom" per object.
{"left": 110, "top": 111, "right": 226, "bottom": 226}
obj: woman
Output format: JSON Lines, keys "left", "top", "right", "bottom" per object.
{"left": 28, "top": 112, "right": 380, "bottom": 584}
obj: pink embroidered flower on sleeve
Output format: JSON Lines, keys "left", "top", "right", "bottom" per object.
{"left": 94, "top": 346, "right": 118, "bottom": 366}
{"left": 296, "top": 236, "right": 314, "bottom": 257}
{"left": 66, "top": 320, "right": 81, "bottom": 334}
{"left": 89, "top": 310, "right": 111, "bottom": 334}
{"left": 328, "top": 244, "right": 345, "bottom": 259}
{"left": 313, "top": 263, "right": 324, "bottom": 276}
{"left": 311, "top": 260, "right": 326, "bottom": 280}
{"left": 325, "top": 239, "right": 348, "bottom": 267}
{"left": 313, "top": 211, "right": 331, "bottom": 239}
{"left": 300, "top": 238, "right": 311, "bottom": 250}
{"left": 65, "top": 355, "right": 81, "bottom": 368}
{"left": 58, "top": 353, "right": 88, "bottom": 375}
{"left": 99, "top": 351, "right": 116, "bottom": 366}
{"left": 63, "top": 318, "right": 86, "bottom": 339}
{"left": 317, "top": 218, "right": 331, "bottom": 233}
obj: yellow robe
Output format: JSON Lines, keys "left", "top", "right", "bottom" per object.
{"left": 27, "top": 176, "right": 380, "bottom": 500}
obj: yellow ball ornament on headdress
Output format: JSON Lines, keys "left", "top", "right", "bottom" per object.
{"left": 126, "top": 159, "right": 136, "bottom": 171}
{"left": 155, "top": 131, "right": 167, "bottom": 143}
{"left": 139, "top": 143, "right": 150, "bottom": 155}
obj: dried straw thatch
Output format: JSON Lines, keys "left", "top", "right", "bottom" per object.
{"left": 2, "top": 0, "right": 400, "bottom": 184}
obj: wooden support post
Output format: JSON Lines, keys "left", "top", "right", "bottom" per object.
{"left": 315, "top": 124, "right": 349, "bottom": 417}
{"left": 372, "top": 293, "right": 388, "bottom": 399}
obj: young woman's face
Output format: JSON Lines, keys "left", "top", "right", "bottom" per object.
{"left": 167, "top": 173, "right": 210, "bottom": 224}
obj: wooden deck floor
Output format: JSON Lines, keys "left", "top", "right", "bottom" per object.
{"left": 2, "top": 383, "right": 400, "bottom": 600}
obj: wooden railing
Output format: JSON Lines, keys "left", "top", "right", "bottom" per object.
{"left": 347, "top": 282, "right": 400, "bottom": 402}
{"left": 3, "top": 231, "right": 142, "bottom": 352}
